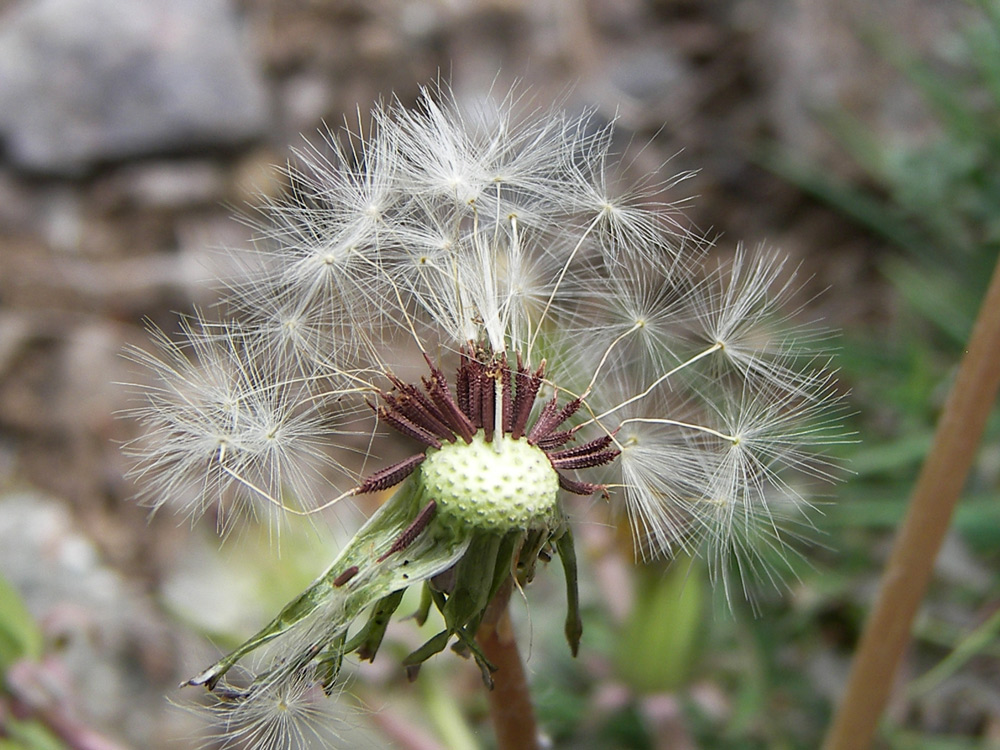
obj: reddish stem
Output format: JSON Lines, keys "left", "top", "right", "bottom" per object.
{"left": 476, "top": 580, "right": 540, "bottom": 750}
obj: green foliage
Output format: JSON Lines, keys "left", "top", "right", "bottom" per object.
{"left": 0, "top": 718, "right": 64, "bottom": 750}
{"left": 765, "top": 0, "right": 1000, "bottom": 493}
{"left": 615, "top": 556, "right": 704, "bottom": 694}
{"left": 760, "top": 1, "right": 1000, "bottom": 746}
{"left": 0, "top": 576, "right": 66, "bottom": 750}
{"left": 0, "top": 576, "right": 42, "bottom": 672}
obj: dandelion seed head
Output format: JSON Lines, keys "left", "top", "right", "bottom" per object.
{"left": 125, "top": 82, "right": 854, "bottom": 747}
{"left": 129, "top": 82, "right": 851, "bottom": 694}
{"left": 130, "top": 83, "right": 846, "bottom": 575}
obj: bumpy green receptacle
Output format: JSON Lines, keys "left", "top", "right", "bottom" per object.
{"left": 420, "top": 432, "right": 561, "bottom": 532}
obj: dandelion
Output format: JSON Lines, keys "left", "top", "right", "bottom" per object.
{"left": 125, "top": 84, "right": 847, "bottom": 748}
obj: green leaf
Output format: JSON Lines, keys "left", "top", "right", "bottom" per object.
{"left": 615, "top": 555, "right": 704, "bottom": 693}
{"left": 756, "top": 146, "right": 926, "bottom": 256}
{"left": 881, "top": 257, "right": 977, "bottom": 345}
{"left": 881, "top": 726, "right": 996, "bottom": 750}
{"left": 827, "top": 492, "right": 1000, "bottom": 545}
{"left": 860, "top": 25, "right": 986, "bottom": 143}
{"left": 846, "top": 431, "right": 933, "bottom": 477}
{"left": 909, "top": 606, "right": 1000, "bottom": 697}
{"left": 0, "top": 575, "right": 43, "bottom": 672}
{"left": 0, "top": 717, "right": 65, "bottom": 750}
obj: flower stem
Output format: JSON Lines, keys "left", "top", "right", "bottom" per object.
{"left": 823, "top": 251, "right": 1000, "bottom": 750}
{"left": 476, "top": 578, "right": 541, "bottom": 750}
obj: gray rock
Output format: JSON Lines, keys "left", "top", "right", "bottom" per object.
{"left": 0, "top": 0, "right": 269, "bottom": 176}
{"left": 0, "top": 491, "right": 182, "bottom": 747}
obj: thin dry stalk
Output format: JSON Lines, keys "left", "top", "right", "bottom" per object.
{"left": 823, "top": 253, "right": 1000, "bottom": 750}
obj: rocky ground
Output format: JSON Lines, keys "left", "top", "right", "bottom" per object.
{"left": 0, "top": 1, "right": 966, "bottom": 748}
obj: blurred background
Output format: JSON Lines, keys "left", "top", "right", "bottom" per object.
{"left": 1, "top": 0, "right": 998, "bottom": 748}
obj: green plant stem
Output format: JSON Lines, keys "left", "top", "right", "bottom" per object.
{"left": 823, "top": 251, "right": 1000, "bottom": 750}
{"left": 476, "top": 578, "right": 540, "bottom": 750}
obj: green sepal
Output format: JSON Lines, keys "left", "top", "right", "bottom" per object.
{"left": 403, "top": 609, "right": 497, "bottom": 687}
{"left": 188, "top": 477, "right": 470, "bottom": 689}
{"left": 489, "top": 531, "right": 524, "bottom": 601}
{"left": 412, "top": 582, "right": 434, "bottom": 626}
{"left": 405, "top": 583, "right": 451, "bottom": 665}
{"left": 402, "top": 530, "right": 527, "bottom": 684}
{"left": 346, "top": 589, "right": 405, "bottom": 662}
{"left": 441, "top": 531, "right": 503, "bottom": 630}
{"left": 316, "top": 634, "right": 346, "bottom": 695}
{"left": 451, "top": 625, "right": 497, "bottom": 688}
{"left": 515, "top": 526, "right": 551, "bottom": 585}
{"left": 554, "top": 525, "right": 583, "bottom": 657}
{"left": 402, "top": 628, "right": 451, "bottom": 674}
{"left": 400, "top": 532, "right": 502, "bottom": 676}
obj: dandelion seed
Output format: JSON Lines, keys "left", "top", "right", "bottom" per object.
{"left": 125, "top": 83, "right": 848, "bottom": 748}
{"left": 194, "top": 662, "right": 352, "bottom": 750}
{"left": 123, "top": 316, "right": 364, "bottom": 533}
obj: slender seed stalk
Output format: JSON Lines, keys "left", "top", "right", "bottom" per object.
{"left": 823, "top": 252, "right": 1000, "bottom": 750}
{"left": 476, "top": 579, "right": 540, "bottom": 750}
